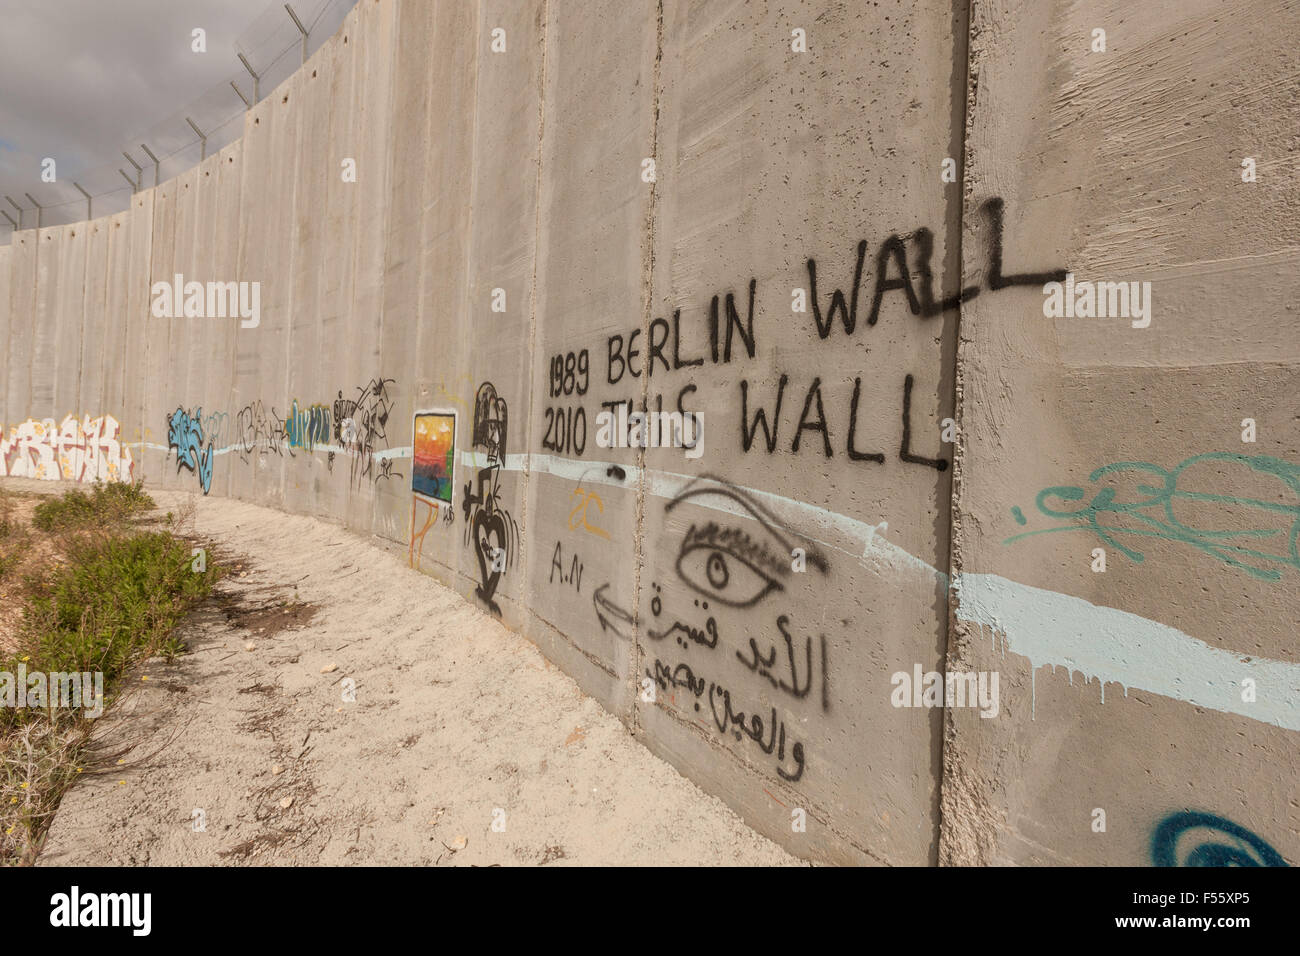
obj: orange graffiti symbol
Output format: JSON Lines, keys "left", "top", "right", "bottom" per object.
{"left": 409, "top": 497, "right": 438, "bottom": 568}
{"left": 568, "top": 483, "right": 611, "bottom": 539}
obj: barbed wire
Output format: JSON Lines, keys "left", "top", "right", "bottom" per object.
{"left": 2, "top": 0, "right": 357, "bottom": 244}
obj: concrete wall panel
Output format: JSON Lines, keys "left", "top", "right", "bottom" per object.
{"left": 4, "top": 233, "right": 37, "bottom": 425}
{"left": 121, "top": 193, "right": 156, "bottom": 478}
{"left": 140, "top": 181, "right": 178, "bottom": 486}
{"left": 99, "top": 211, "right": 132, "bottom": 454}
{"left": 4, "top": 0, "right": 1295, "bottom": 867}
{"left": 517, "top": 0, "right": 660, "bottom": 717}
{"left": 158, "top": 167, "right": 200, "bottom": 494}
{"left": 309, "top": 10, "right": 363, "bottom": 526}
{"left": 48, "top": 225, "right": 87, "bottom": 427}
{"left": 338, "top": 0, "right": 398, "bottom": 536}
{"left": 283, "top": 51, "right": 335, "bottom": 518}
{"left": 28, "top": 227, "right": 64, "bottom": 421}
{"left": 387, "top": 0, "right": 479, "bottom": 592}
{"left": 77, "top": 218, "right": 110, "bottom": 421}
{"left": 944, "top": 0, "right": 1300, "bottom": 866}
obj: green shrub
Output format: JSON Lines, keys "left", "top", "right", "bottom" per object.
{"left": 20, "top": 532, "right": 217, "bottom": 679}
{"left": 1, "top": 486, "right": 220, "bottom": 864}
{"left": 32, "top": 480, "right": 153, "bottom": 532}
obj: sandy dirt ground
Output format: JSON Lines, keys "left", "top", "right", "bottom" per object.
{"left": 21, "top": 483, "right": 798, "bottom": 866}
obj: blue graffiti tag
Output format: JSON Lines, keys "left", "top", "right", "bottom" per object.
{"left": 167, "top": 406, "right": 214, "bottom": 495}
{"left": 1151, "top": 811, "right": 1288, "bottom": 867}
{"left": 1005, "top": 453, "right": 1300, "bottom": 580}
{"left": 284, "top": 398, "right": 331, "bottom": 451}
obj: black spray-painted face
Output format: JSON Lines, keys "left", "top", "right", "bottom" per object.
{"left": 472, "top": 382, "right": 508, "bottom": 466}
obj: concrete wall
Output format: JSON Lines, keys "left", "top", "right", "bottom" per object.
{"left": 1, "top": 0, "right": 1295, "bottom": 866}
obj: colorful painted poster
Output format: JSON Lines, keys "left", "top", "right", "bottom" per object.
{"left": 412, "top": 410, "right": 456, "bottom": 504}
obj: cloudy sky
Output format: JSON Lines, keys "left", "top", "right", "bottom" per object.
{"left": 0, "top": 0, "right": 352, "bottom": 237}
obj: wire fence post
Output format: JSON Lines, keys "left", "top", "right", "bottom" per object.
{"left": 237, "top": 53, "right": 260, "bottom": 105}
{"left": 4, "top": 196, "right": 22, "bottom": 231}
{"left": 0, "top": 0, "right": 357, "bottom": 244}
{"left": 122, "top": 151, "right": 143, "bottom": 191}
{"left": 73, "top": 182, "right": 93, "bottom": 220}
{"left": 24, "top": 193, "right": 42, "bottom": 229}
{"left": 186, "top": 117, "right": 208, "bottom": 161}
{"left": 286, "top": 4, "right": 309, "bottom": 66}
{"left": 140, "top": 144, "right": 161, "bottom": 187}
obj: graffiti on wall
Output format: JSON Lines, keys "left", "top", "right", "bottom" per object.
{"left": 167, "top": 406, "right": 214, "bottom": 494}
{"left": 285, "top": 399, "right": 331, "bottom": 452}
{"left": 568, "top": 480, "right": 611, "bottom": 539}
{"left": 413, "top": 411, "right": 456, "bottom": 504}
{"left": 593, "top": 582, "right": 635, "bottom": 639}
{"left": 235, "top": 400, "right": 289, "bottom": 462}
{"left": 235, "top": 399, "right": 331, "bottom": 460}
{"left": 0, "top": 414, "right": 134, "bottom": 482}
{"left": 462, "top": 383, "right": 519, "bottom": 616}
{"left": 202, "top": 409, "right": 229, "bottom": 451}
{"left": 1151, "top": 811, "right": 1288, "bottom": 867}
{"left": 409, "top": 495, "right": 454, "bottom": 568}
{"left": 560, "top": 197, "right": 1064, "bottom": 476}
{"left": 643, "top": 476, "right": 832, "bottom": 783}
{"left": 1005, "top": 452, "right": 1300, "bottom": 580}
{"left": 408, "top": 410, "right": 457, "bottom": 570}
{"left": 522, "top": 198, "right": 1067, "bottom": 786}
{"left": 334, "top": 377, "right": 401, "bottom": 487}
{"left": 223, "top": 377, "right": 401, "bottom": 486}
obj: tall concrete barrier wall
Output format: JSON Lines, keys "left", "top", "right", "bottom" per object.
{"left": 1, "top": 0, "right": 1294, "bottom": 866}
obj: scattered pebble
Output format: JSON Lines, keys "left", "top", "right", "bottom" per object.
{"left": 450, "top": 835, "right": 467, "bottom": 850}
{"left": 244, "top": 642, "right": 256, "bottom": 651}
{"left": 272, "top": 764, "right": 284, "bottom": 776}
{"left": 320, "top": 662, "right": 337, "bottom": 674}
{"left": 280, "top": 796, "right": 293, "bottom": 809}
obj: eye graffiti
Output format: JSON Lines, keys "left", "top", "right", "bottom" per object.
{"left": 644, "top": 479, "right": 832, "bottom": 785}
{"left": 677, "top": 522, "right": 786, "bottom": 607}
{"left": 665, "top": 475, "right": 828, "bottom": 607}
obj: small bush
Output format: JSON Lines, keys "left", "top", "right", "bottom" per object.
{"left": 32, "top": 480, "right": 153, "bottom": 532}
{"left": 1, "top": 482, "right": 219, "bottom": 864}
{"left": 19, "top": 531, "right": 218, "bottom": 680}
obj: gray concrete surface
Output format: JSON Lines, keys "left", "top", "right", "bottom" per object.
{"left": 2, "top": 0, "right": 1296, "bottom": 866}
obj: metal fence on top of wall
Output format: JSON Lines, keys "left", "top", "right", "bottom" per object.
{"left": 1, "top": 0, "right": 358, "bottom": 244}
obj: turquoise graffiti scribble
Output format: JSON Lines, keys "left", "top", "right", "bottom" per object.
{"left": 1004, "top": 453, "right": 1300, "bottom": 581}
